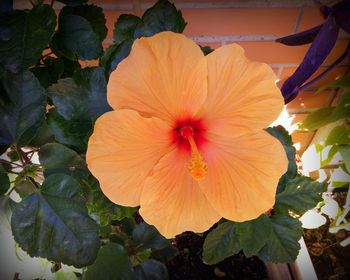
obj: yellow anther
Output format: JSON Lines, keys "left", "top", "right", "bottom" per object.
{"left": 186, "top": 134, "right": 208, "bottom": 181}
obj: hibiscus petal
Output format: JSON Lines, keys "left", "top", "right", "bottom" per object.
{"left": 199, "top": 131, "right": 288, "bottom": 221}
{"left": 86, "top": 110, "right": 173, "bottom": 206}
{"left": 107, "top": 31, "right": 207, "bottom": 123}
{"left": 139, "top": 150, "right": 221, "bottom": 238}
{"left": 199, "top": 44, "right": 284, "bottom": 138}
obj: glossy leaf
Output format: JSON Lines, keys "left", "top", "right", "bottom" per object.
{"left": 275, "top": 175, "right": 327, "bottom": 215}
{"left": 267, "top": 126, "right": 297, "bottom": 179}
{"left": 0, "top": 4, "right": 56, "bottom": 73}
{"left": 134, "top": 260, "right": 169, "bottom": 280}
{"left": 132, "top": 222, "right": 170, "bottom": 250}
{"left": 257, "top": 215, "right": 303, "bottom": 263}
{"left": 28, "top": 119, "right": 55, "bottom": 148}
{"left": 113, "top": 14, "right": 142, "bottom": 45}
{"left": 339, "top": 145, "right": 350, "bottom": 172}
{"left": 39, "top": 142, "right": 87, "bottom": 177}
{"left": 47, "top": 67, "right": 111, "bottom": 120}
{"left": 298, "top": 107, "right": 335, "bottom": 131}
{"left": 51, "top": 14, "right": 102, "bottom": 61}
{"left": 31, "top": 57, "right": 65, "bottom": 88}
{"left": 276, "top": 24, "right": 322, "bottom": 46}
{"left": 151, "top": 243, "right": 178, "bottom": 263}
{"left": 235, "top": 214, "right": 272, "bottom": 257}
{"left": 101, "top": 40, "right": 133, "bottom": 76}
{"left": 60, "top": 4, "right": 107, "bottom": 41}
{"left": 331, "top": 92, "right": 350, "bottom": 121}
{"left": 14, "top": 178, "right": 37, "bottom": 198}
{"left": 321, "top": 145, "right": 339, "bottom": 167}
{"left": 281, "top": 15, "right": 339, "bottom": 103}
{"left": 326, "top": 126, "right": 350, "bottom": 146}
{"left": 11, "top": 174, "right": 100, "bottom": 267}
{"left": 0, "top": 163, "right": 10, "bottom": 195}
{"left": 83, "top": 243, "right": 134, "bottom": 280}
{"left": 89, "top": 188, "right": 136, "bottom": 227}
{"left": 134, "top": 0, "right": 186, "bottom": 38}
{"left": 47, "top": 109, "right": 92, "bottom": 153}
{"left": 202, "top": 222, "right": 240, "bottom": 265}
{"left": 200, "top": 45, "right": 214, "bottom": 55}
{"left": 0, "top": 70, "right": 45, "bottom": 146}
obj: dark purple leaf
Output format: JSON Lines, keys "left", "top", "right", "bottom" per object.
{"left": 281, "top": 15, "right": 339, "bottom": 103}
{"left": 276, "top": 24, "right": 322, "bottom": 46}
{"left": 321, "top": 0, "right": 350, "bottom": 34}
{"left": 335, "top": 9, "right": 350, "bottom": 34}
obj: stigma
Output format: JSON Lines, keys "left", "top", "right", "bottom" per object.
{"left": 180, "top": 126, "right": 208, "bottom": 180}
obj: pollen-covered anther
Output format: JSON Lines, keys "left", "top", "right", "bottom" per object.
{"left": 180, "top": 125, "right": 208, "bottom": 180}
{"left": 188, "top": 152, "right": 208, "bottom": 180}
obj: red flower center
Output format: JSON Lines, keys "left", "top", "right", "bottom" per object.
{"left": 171, "top": 118, "right": 208, "bottom": 180}
{"left": 172, "top": 117, "right": 207, "bottom": 152}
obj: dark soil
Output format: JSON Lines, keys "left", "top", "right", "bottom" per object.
{"left": 303, "top": 191, "right": 350, "bottom": 280}
{"left": 166, "top": 231, "right": 267, "bottom": 280}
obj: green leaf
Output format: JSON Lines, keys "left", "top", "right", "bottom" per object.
{"left": 257, "top": 215, "right": 302, "bottom": 263}
{"left": 28, "top": 119, "right": 55, "bottom": 148}
{"left": 298, "top": 107, "right": 335, "bottom": 131}
{"left": 202, "top": 222, "right": 240, "bottom": 265}
{"left": 101, "top": 40, "right": 133, "bottom": 76}
{"left": 51, "top": 14, "right": 102, "bottom": 61}
{"left": 151, "top": 243, "right": 178, "bottom": 263}
{"left": 235, "top": 214, "right": 272, "bottom": 257}
{"left": 131, "top": 248, "right": 152, "bottom": 265}
{"left": 0, "top": 163, "right": 10, "bottom": 195}
{"left": 0, "top": 196, "right": 16, "bottom": 229}
{"left": 14, "top": 178, "right": 37, "bottom": 198}
{"left": 134, "top": 260, "right": 169, "bottom": 280}
{"left": 60, "top": 4, "right": 107, "bottom": 42}
{"left": 321, "top": 145, "right": 339, "bottom": 167}
{"left": 0, "top": 5, "right": 56, "bottom": 73}
{"left": 267, "top": 126, "right": 297, "bottom": 179}
{"left": 134, "top": 0, "right": 187, "bottom": 38}
{"left": 0, "top": 70, "right": 45, "bottom": 146}
{"left": 339, "top": 145, "right": 350, "bottom": 172}
{"left": 6, "top": 150, "right": 19, "bottom": 161}
{"left": 47, "top": 109, "right": 92, "bottom": 153}
{"left": 88, "top": 187, "right": 136, "bottom": 227}
{"left": 39, "top": 142, "right": 87, "bottom": 177}
{"left": 331, "top": 92, "right": 350, "bottom": 122}
{"left": 47, "top": 67, "right": 111, "bottom": 120}
{"left": 113, "top": 14, "right": 142, "bottom": 45}
{"left": 200, "top": 45, "right": 214, "bottom": 55}
{"left": 31, "top": 57, "right": 65, "bottom": 88}
{"left": 83, "top": 243, "right": 134, "bottom": 280}
{"left": 275, "top": 175, "right": 327, "bottom": 215}
{"left": 39, "top": 142, "right": 98, "bottom": 198}
{"left": 11, "top": 174, "right": 100, "bottom": 267}
{"left": 132, "top": 222, "right": 170, "bottom": 250}
{"left": 317, "top": 75, "right": 350, "bottom": 93}
{"left": 325, "top": 126, "right": 350, "bottom": 146}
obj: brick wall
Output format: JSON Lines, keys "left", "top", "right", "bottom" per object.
{"left": 14, "top": 0, "right": 350, "bottom": 153}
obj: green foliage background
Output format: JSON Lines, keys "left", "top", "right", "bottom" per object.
{"left": 0, "top": 0, "right": 327, "bottom": 278}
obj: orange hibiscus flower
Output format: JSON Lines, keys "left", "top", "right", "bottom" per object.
{"left": 86, "top": 32, "right": 288, "bottom": 238}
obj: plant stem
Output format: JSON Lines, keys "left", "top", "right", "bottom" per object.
{"left": 0, "top": 159, "right": 23, "bottom": 167}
